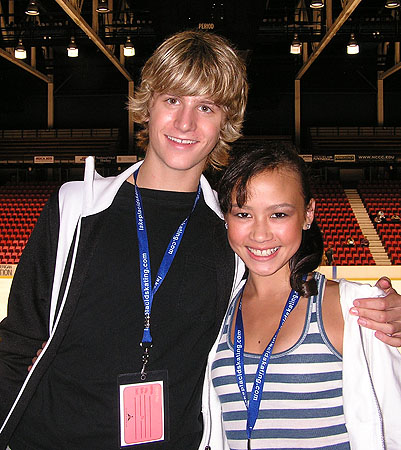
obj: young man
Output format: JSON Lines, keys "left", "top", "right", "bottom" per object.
{"left": 0, "top": 30, "right": 400, "bottom": 450}
{"left": 0, "top": 30, "right": 247, "bottom": 450}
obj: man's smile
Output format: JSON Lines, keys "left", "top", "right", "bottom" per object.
{"left": 166, "top": 135, "right": 198, "bottom": 145}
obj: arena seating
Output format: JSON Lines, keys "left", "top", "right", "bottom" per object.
{"left": 358, "top": 180, "right": 401, "bottom": 265}
{"left": 0, "top": 182, "right": 59, "bottom": 264}
{"left": 0, "top": 179, "right": 399, "bottom": 266}
{"left": 312, "top": 181, "right": 375, "bottom": 266}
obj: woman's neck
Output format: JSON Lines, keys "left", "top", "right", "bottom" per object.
{"left": 245, "top": 269, "right": 292, "bottom": 304}
{"left": 238, "top": 268, "right": 308, "bottom": 355}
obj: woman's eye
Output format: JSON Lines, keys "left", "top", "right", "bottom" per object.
{"left": 271, "top": 212, "right": 287, "bottom": 219}
{"left": 236, "top": 212, "right": 250, "bottom": 218}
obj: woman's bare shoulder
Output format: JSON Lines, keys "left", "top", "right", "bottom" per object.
{"left": 322, "top": 279, "right": 343, "bottom": 354}
{"left": 324, "top": 279, "right": 340, "bottom": 299}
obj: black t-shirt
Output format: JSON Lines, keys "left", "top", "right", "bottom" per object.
{"left": 10, "top": 182, "right": 234, "bottom": 450}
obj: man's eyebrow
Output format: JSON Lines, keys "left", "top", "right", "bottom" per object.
{"left": 161, "top": 93, "right": 180, "bottom": 98}
{"left": 203, "top": 103, "right": 220, "bottom": 109}
{"left": 199, "top": 99, "right": 221, "bottom": 108}
{"left": 163, "top": 94, "right": 220, "bottom": 107}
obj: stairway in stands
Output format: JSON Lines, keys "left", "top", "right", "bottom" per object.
{"left": 344, "top": 189, "right": 391, "bottom": 265}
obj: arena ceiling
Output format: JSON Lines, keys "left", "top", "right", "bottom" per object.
{"left": 0, "top": 0, "right": 400, "bottom": 134}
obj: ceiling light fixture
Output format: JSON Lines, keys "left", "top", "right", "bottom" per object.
{"left": 67, "top": 36, "right": 78, "bottom": 57}
{"left": 15, "top": 39, "right": 27, "bottom": 59}
{"left": 290, "top": 34, "right": 302, "bottom": 54}
{"left": 385, "top": 0, "right": 400, "bottom": 7}
{"left": 25, "top": 0, "right": 39, "bottom": 16}
{"left": 123, "top": 36, "right": 135, "bottom": 57}
{"left": 310, "top": 0, "right": 325, "bottom": 8}
{"left": 347, "top": 33, "right": 359, "bottom": 55}
{"left": 96, "top": 0, "right": 110, "bottom": 13}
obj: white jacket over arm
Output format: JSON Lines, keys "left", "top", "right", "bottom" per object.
{"left": 340, "top": 279, "right": 401, "bottom": 450}
{"left": 199, "top": 277, "right": 401, "bottom": 450}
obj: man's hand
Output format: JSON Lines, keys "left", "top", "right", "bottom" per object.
{"left": 28, "top": 341, "right": 47, "bottom": 372}
{"left": 350, "top": 277, "right": 401, "bottom": 347}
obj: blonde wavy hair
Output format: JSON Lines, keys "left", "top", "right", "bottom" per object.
{"left": 128, "top": 30, "right": 248, "bottom": 170}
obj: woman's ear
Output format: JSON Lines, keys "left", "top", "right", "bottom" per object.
{"left": 303, "top": 198, "right": 316, "bottom": 230}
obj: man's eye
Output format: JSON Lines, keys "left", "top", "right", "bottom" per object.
{"left": 199, "top": 105, "right": 212, "bottom": 113}
{"left": 166, "top": 98, "right": 179, "bottom": 105}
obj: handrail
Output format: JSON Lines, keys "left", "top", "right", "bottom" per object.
{"left": 309, "top": 126, "right": 401, "bottom": 137}
{"left": 0, "top": 128, "right": 120, "bottom": 139}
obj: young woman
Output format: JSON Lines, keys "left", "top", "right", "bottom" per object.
{"left": 199, "top": 144, "right": 401, "bottom": 450}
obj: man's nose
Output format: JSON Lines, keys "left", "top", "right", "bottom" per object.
{"left": 174, "top": 105, "right": 196, "bottom": 132}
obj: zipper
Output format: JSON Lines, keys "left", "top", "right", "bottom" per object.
{"left": 203, "top": 256, "right": 246, "bottom": 449}
{"left": 358, "top": 325, "right": 386, "bottom": 449}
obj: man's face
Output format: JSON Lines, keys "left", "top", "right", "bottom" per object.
{"left": 146, "top": 93, "right": 225, "bottom": 177}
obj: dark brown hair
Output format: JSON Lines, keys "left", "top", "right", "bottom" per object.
{"left": 218, "top": 142, "right": 323, "bottom": 297}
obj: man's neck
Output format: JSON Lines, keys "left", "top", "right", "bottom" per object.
{"left": 128, "top": 156, "right": 203, "bottom": 192}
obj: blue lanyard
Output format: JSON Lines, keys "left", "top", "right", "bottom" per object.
{"left": 134, "top": 170, "right": 201, "bottom": 347}
{"left": 234, "top": 284, "right": 302, "bottom": 445}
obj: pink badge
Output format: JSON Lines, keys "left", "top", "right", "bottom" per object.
{"left": 121, "top": 381, "right": 164, "bottom": 446}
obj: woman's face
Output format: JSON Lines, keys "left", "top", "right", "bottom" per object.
{"left": 225, "top": 168, "right": 315, "bottom": 281}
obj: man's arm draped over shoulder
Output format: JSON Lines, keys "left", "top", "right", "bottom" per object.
{"left": 350, "top": 277, "right": 401, "bottom": 347}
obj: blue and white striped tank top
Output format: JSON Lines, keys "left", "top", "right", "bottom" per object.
{"left": 211, "top": 272, "right": 350, "bottom": 450}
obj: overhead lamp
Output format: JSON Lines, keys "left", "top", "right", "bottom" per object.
{"left": 290, "top": 33, "right": 302, "bottom": 54}
{"left": 15, "top": 39, "right": 27, "bottom": 59}
{"left": 385, "top": 0, "right": 400, "bottom": 7}
{"left": 96, "top": 0, "right": 110, "bottom": 13}
{"left": 67, "top": 36, "right": 78, "bottom": 57}
{"left": 123, "top": 36, "right": 135, "bottom": 57}
{"left": 347, "top": 33, "right": 359, "bottom": 54}
{"left": 25, "top": 0, "right": 39, "bottom": 15}
{"left": 310, "top": 0, "right": 324, "bottom": 8}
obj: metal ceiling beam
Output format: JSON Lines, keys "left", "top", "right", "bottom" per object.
{"left": 0, "top": 48, "right": 51, "bottom": 83}
{"left": 296, "top": 0, "right": 362, "bottom": 80}
{"left": 294, "top": 0, "right": 362, "bottom": 147}
{"left": 0, "top": 1, "right": 9, "bottom": 42}
{"left": 379, "top": 61, "right": 401, "bottom": 80}
{"left": 54, "top": 0, "right": 133, "bottom": 82}
{"left": 377, "top": 43, "right": 401, "bottom": 125}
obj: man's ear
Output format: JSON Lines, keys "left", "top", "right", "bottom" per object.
{"left": 145, "top": 95, "right": 156, "bottom": 122}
